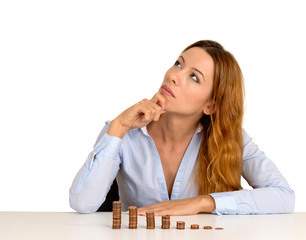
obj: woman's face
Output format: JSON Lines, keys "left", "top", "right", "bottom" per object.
{"left": 160, "top": 47, "right": 215, "bottom": 119}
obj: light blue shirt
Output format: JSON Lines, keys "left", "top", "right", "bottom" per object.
{"left": 69, "top": 121, "right": 295, "bottom": 215}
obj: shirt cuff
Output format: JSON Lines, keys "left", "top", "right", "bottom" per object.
{"left": 210, "top": 192, "right": 238, "bottom": 215}
{"left": 87, "top": 133, "right": 122, "bottom": 169}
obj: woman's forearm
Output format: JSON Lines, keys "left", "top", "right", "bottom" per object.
{"left": 197, "top": 195, "right": 216, "bottom": 213}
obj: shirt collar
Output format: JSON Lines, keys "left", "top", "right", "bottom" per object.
{"left": 195, "top": 122, "right": 203, "bottom": 133}
{"left": 141, "top": 125, "right": 149, "bottom": 136}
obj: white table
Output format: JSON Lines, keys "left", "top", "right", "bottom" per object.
{"left": 0, "top": 212, "right": 305, "bottom": 240}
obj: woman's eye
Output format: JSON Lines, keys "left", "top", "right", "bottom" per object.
{"left": 190, "top": 73, "right": 199, "bottom": 82}
{"left": 174, "top": 60, "right": 182, "bottom": 68}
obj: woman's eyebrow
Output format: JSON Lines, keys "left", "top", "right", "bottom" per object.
{"left": 179, "top": 55, "right": 185, "bottom": 63}
{"left": 179, "top": 55, "right": 205, "bottom": 80}
{"left": 193, "top": 67, "right": 205, "bottom": 80}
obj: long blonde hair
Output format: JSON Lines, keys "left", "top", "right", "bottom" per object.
{"left": 183, "top": 40, "right": 244, "bottom": 195}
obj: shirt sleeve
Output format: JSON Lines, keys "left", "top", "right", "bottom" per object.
{"left": 210, "top": 130, "right": 295, "bottom": 215}
{"left": 69, "top": 121, "right": 122, "bottom": 213}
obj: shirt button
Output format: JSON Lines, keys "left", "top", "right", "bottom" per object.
{"left": 101, "top": 142, "right": 106, "bottom": 146}
{"left": 175, "top": 182, "right": 180, "bottom": 186}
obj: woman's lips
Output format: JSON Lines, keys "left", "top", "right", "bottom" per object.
{"left": 161, "top": 85, "right": 175, "bottom": 98}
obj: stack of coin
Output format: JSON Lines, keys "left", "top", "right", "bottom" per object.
{"left": 161, "top": 215, "right": 170, "bottom": 229}
{"left": 203, "top": 225, "right": 213, "bottom": 230}
{"left": 146, "top": 211, "right": 155, "bottom": 229}
{"left": 215, "top": 227, "right": 224, "bottom": 230}
{"left": 176, "top": 221, "right": 185, "bottom": 230}
{"left": 128, "top": 206, "right": 138, "bottom": 229}
{"left": 112, "top": 201, "right": 121, "bottom": 229}
{"left": 190, "top": 224, "right": 199, "bottom": 230}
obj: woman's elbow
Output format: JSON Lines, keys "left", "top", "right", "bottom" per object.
{"left": 278, "top": 187, "right": 295, "bottom": 213}
{"left": 285, "top": 189, "right": 295, "bottom": 213}
{"left": 69, "top": 195, "right": 97, "bottom": 214}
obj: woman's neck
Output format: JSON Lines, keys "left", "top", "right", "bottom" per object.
{"left": 147, "top": 113, "right": 199, "bottom": 147}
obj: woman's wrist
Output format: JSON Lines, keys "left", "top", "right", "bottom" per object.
{"left": 197, "top": 195, "right": 216, "bottom": 213}
{"left": 107, "top": 119, "right": 129, "bottom": 139}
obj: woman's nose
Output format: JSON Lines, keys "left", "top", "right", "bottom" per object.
{"left": 169, "top": 70, "right": 183, "bottom": 86}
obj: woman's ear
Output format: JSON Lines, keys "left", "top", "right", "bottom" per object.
{"left": 203, "top": 101, "right": 216, "bottom": 115}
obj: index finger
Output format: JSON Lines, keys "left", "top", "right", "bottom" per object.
{"left": 151, "top": 92, "right": 167, "bottom": 108}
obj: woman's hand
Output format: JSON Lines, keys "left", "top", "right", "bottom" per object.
{"left": 136, "top": 195, "right": 216, "bottom": 216}
{"left": 108, "top": 92, "right": 167, "bottom": 138}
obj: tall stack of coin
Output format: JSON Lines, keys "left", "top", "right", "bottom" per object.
{"left": 146, "top": 211, "right": 155, "bottom": 229}
{"left": 190, "top": 224, "right": 199, "bottom": 230}
{"left": 176, "top": 221, "right": 185, "bottom": 230}
{"left": 161, "top": 215, "right": 170, "bottom": 229}
{"left": 112, "top": 201, "right": 121, "bottom": 229}
{"left": 128, "top": 206, "right": 138, "bottom": 229}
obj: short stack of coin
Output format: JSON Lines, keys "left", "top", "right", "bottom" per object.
{"left": 190, "top": 224, "right": 199, "bottom": 230}
{"left": 176, "top": 221, "right": 185, "bottom": 230}
{"left": 146, "top": 211, "right": 155, "bottom": 229}
{"left": 112, "top": 201, "right": 121, "bottom": 229}
{"left": 161, "top": 215, "right": 170, "bottom": 229}
{"left": 128, "top": 206, "right": 138, "bottom": 229}
{"left": 203, "top": 225, "right": 213, "bottom": 230}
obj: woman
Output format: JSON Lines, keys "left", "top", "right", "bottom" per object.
{"left": 69, "top": 40, "right": 295, "bottom": 215}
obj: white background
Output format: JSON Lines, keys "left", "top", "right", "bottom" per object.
{"left": 0, "top": 0, "right": 305, "bottom": 212}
